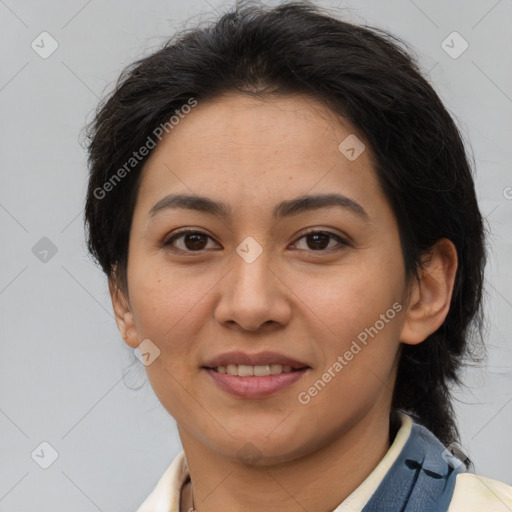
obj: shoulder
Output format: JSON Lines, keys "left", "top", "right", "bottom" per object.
{"left": 448, "top": 472, "right": 512, "bottom": 511}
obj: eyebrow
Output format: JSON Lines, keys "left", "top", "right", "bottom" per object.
{"left": 148, "top": 192, "right": 369, "bottom": 222}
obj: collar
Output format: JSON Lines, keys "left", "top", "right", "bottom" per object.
{"left": 333, "top": 412, "right": 413, "bottom": 511}
{"left": 361, "top": 416, "right": 466, "bottom": 511}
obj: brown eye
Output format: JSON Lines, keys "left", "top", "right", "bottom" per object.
{"left": 164, "top": 230, "right": 217, "bottom": 252}
{"left": 163, "top": 229, "right": 348, "bottom": 254}
{"left": 293, "top": 231, "right": 348, "bottom": 252}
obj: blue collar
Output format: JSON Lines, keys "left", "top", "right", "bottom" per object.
{"left": 362, "top": 418, "right": 466, "bottom": 512}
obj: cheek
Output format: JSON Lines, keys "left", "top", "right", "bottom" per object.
{"left": 296, "top": 261, "right": 401, "bottom": 336}
{"left": 295, "top": 258, "right": 404, "bottom": 387}
{"left": 128, "top": 258, "right": 210, "bottom": 338}
{"left": 298, "top": 286, "right": 402, "bottom": 428}
{"left": 127, "top": 270, "right": 207, "bottom": 417}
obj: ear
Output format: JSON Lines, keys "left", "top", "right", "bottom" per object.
{"left": 108, "top": 271, "right": 139, "bottom": 349}
{"left": 399, "top": 238, "right": 458, "bottom": 345}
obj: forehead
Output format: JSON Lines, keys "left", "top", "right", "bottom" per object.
{"left": 145, "top": 92, "right": 367, "bottom": 164}
{"left": 134, "top": 92, "right": 383, "bottom": 219}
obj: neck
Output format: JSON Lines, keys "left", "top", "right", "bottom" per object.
{"left": 178, "top": 409, "right": 393, "bottom": 512}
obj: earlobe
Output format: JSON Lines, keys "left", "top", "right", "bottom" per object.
{"left": 399, "top": 238, "right": 458, "bottom": 346}
{"left": 108, "top": 274, "right": 139, "bottom": 349}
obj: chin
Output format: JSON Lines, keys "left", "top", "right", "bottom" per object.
{"left": 208, "top": 431, "right": 311, "bottom": 467}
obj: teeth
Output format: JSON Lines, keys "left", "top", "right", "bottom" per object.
{"left": 254, "top": 365, "right": 271, "bottom": 377}
{"left": 215, "top": 364, "right": 295, "bottom": 376}
{"left": 238, "top": 364, "right": 254, "bottom": 377}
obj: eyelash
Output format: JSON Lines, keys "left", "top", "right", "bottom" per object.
{"left": 163, "top": 229, "right": 349, "bottom": 254}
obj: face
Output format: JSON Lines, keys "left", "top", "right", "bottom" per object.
{"left": 115, "top": 93, "right": 411, "bottom": 464}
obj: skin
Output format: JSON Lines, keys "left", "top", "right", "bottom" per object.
{"left": 110, "top": 92, "right": 458, "bottom": 512}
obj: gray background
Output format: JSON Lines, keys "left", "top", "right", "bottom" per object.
{"left": 0, "top": 0, "right": 511, "bottom": 510}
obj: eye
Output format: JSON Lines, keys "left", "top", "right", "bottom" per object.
{"left": 163, "top": 229, "right": 349, "bottom": 253}
{"left": 163, "top": 230, "right": 219, "bottom": 252}
{"left": 291, "top": 230, "right": 349, "bottom": 252}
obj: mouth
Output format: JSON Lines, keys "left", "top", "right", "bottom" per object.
{"left": 204, "top": 364, "right": 307, "bottom": 376}
{"left": 200, "top": 351, "right": 311, "bottom": 398}
{"left": 202, "top": 350, "right": 310, "bottom": 372}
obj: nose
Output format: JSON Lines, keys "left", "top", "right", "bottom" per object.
{"left": 214, "top": 245, "right": 291, "bottom": 332}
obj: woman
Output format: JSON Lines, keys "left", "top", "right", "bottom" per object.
{"left": 84, "top": 1, "right": 512, "bottom": 510}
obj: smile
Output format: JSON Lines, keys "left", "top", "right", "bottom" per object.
{"left": 211, "top": 363, "right": 304, "bottom": 376}
{"left": 203, "top": 366, "right": 310, "bottom": 398}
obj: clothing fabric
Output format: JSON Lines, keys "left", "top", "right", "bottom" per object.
{"left": 136, "top": 413, "right": 512, "bottom": 512}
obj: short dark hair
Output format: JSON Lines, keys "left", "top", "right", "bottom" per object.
{"left": 84, "top": 0, "right": 486, "bottom": 447}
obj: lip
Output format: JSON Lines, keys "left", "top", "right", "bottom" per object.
{"left": 202, "top": 350, "right": 309, "bottom": 369}
{"left": 203, "top": 367, "right": 310, "bottom": 398}
{"left": 201, "top": 350, "right": 311, "bottom": 398}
